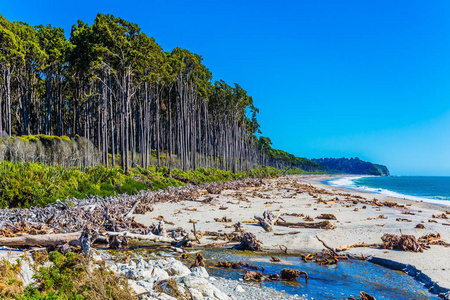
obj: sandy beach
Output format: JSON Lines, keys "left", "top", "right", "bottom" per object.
{"left": 134, "top": 175, "right": 450, "bottom": 297}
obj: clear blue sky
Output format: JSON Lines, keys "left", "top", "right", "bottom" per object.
{"left": 2, "top": 0, "right": 450, "bottom": 175}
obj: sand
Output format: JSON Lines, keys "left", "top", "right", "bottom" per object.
{"left": 134, "top": 175, "right": 450, "bottom": 296}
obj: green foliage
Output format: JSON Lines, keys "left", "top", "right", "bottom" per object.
{"left": 312, "top": 157, "right": 390, "bottom": 176}
{"left": 7, "top": 251, "right": 135, "bottom": 300}
{"left": 257, "top": 136, "right": 323, "bottom": 172}
{"left": 0, "top": 161, "right": 290, "bottom": 208}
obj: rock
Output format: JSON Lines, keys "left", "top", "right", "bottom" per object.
{"left": 142, "top": 266, "right": 169, "bottom": 283}
{"left": 128, "top": 280, "right": 148, "bottom": 296}
{"left": 234, "top": 285, "right": 245, "bottom": 293}
{"left": 128, "top": 260, "right": 137, "bottom": 269}
{"left": 190, "top": 266, "right": 209, "bottom": 279}
{"left": 188, "top": 288, "right": 204, "bottom": 300}
{"left": 152, "top": 292, "right": 178, "bottom": 300}
{"left": 155, "top": 278, "right": 187, "bottom": 299}
{"left": 124, "top": 269, "right": 139, "bottom": 280}
{"left": 150, "top": 257, "right": 191, "bottom": 277}
{"left": 136, "top": 258, "right": 148, "bottom": 269}
{"left": 136, "top": 280, "right": 154, "bottom": 292}
{"left": 182, "top": 276, "right": 231, "bottom": 300}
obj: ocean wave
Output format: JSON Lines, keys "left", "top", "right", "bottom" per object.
{"left": 325, "top": 176, "right": 450, "bottom": 206}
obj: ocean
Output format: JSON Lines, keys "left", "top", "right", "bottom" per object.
{"left": 325, "top": 176, "right": 450, "bottom": 205}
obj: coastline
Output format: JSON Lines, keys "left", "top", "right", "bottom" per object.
{"left": 320, "top": 174, "right": 450, "bottom": 207}
{"left": 134, "top": 174, "right": 450, "bottom": 298}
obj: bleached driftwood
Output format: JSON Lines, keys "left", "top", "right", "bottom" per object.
{"left": 254, "top": 211, "right": 282, "bottom": 232}
{"left": 104, "top": 231, "right": 173, "bottom": 243}
{"left": 0, "top": 232, "right": 81, "bottom": 247}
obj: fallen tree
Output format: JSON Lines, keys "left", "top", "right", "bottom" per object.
{"left": 275, "top": 220, "right": 336, "bottom": 230}
{"left": 0, "top": 232, "right": 81, "bottom": 247}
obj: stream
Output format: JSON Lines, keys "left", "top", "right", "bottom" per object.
{"left": 109, "top": 246, "right": 440, "bottom": 300}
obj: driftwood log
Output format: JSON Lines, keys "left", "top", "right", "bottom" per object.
{"left": 275, "top": 220, "right": 336, "bottom": 230}
{"left": 104, "top": 231, "right": 173, "bottom": 243}
{"left": 0, "top": 232, "right": 81, "bottom": 247}
{"left": 254, "top": 211, "right": 282, "bottom": 232}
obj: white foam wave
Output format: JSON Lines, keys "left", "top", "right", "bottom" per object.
{"left": 326, "top": 176, "right": 450, "bottom": 206}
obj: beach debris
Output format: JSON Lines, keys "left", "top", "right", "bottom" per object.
{"left": 316, "top": 214, "right": 337, "bottom": 220}
{"left": 273, "top": 231, "right": 301, "bottom": 236}
{"left": 254, "top": 211, "right": 282, "bottom": 232}
{"left": 415, "top": 224, "right": 425, "bottom": 229}
{"left": 396, "top": 218, "right": 412, "bottom": 222}
{"left": 432, "top": 213, "right": 448, "bottom": 219}
{"left": 303, "top": 215, "right": 314, "bottom": 221}
{"left": 217, "top": 261, "right": 244, "bottom": 269}
{"left": 203, "top": 231, "right": 242, "bottom": 242}
{"left": 234, "top": 232, "right": 263, "bottom": 251}
{"left": 153, "top": 220, "right": 168, "bottom": 236}
{"left": 336, "top": 242, "right": 377, "bottom": 252}
{"left": 277, "top": 244, "right": 288, "bottom": 254}
{"left": 282, "top": 213, "right": 304, "bottom": 217}
{"left": 242, "top": 270, "right": 266, "bottom": 281}
{"left": 0, "top": 232, "right": 81, "bottom": 248}
{"left": 0, "top": 177, "right": 262, "bottom": 250}
{"left": 316, "top": 236, "right": 338, "bottom": 257}
{"left": 275, "top": 220, "right": 336, "bottom": 230}
{"left": 190, "top": 253, "right": 205, "bottom": 269}
{"left": 375, "top": 215, "right": 387, "bottom": 219}
{"left": 315, "top": 236, "right": 348, "bottom": 264}
{"left": 188, "top": 220, "right": 201, "bottom": 244}
{"left": 214, "top": 216, "right": 232, "bottom": 223}
{"left": 418, "top": 233, "right": 450, "bottom": 248}
{"left": 216, "top": 261, "right": 260, "bottom": 271}
{"left": 348, "top": 291, "right": 377, "bottom": 300}
{"left": 428, "top": 219, "right": 438, "bottom": 223}
{"left": 280, "top": 268, "right": 308, "bottom": 284}
{"left": 271, "top": 256, "right": 281, "bottom": 262}
{"left": 381, "top": 233, "right": 423, "bottom": 252}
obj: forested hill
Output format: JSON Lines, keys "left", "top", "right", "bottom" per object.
{"left": 0, "top": 13, "right": 322, "bottom": 174}
{"left": 312, "top": 157, "right": 390, "bottom": 176}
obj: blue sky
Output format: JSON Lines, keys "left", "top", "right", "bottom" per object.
{"left": 2, "top": 0, "right": 450, "bottom": 175}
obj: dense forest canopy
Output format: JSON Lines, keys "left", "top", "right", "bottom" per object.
{"left": 312, "top": 157, "right": 390, "bottom": 176}
{"left": 0, "top": 13, "right": 320, "bottom": 173}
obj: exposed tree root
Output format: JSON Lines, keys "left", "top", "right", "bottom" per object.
{"left": 234, "top": 232, "right": 263, "bottom": 251}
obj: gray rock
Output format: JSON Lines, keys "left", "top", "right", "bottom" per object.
{"left": 142, "top": 266, "right": 169, "bottom": 283}
{"left": 190, "top": 266, "right": 209, "bottom": 279}
{"left": 150, "top": 257, "right": 191, "bottom": 277}
{"left": 136, "top": 258, "right": 148, "bottom": 269}
{"left": 182, "top": 276, "right": 231, "bottom": 300}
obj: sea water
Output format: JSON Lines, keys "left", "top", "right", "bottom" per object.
{"left": 326, "top": 176, "right": 450, "bottom": 205}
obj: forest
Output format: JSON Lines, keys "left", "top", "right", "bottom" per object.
{"left": 0, "top": 13, "right": 321, "bottom": 174}
{"left": 312, "top": 157, "right": 390, "bottom": 176}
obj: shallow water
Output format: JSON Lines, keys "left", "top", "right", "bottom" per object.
{"left": 112, "top": 246, "right": 439, "bottom": 300}
{"left": 201, "top": 248, "right": 438, "bottom": 300}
